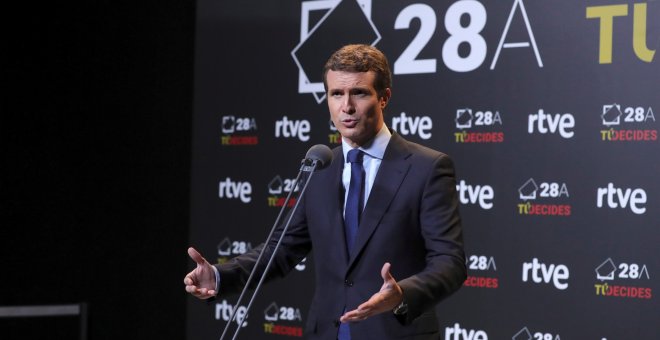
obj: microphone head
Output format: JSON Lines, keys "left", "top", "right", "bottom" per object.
{"left": 305, "top": 144, "right": 333, "bottom": 170}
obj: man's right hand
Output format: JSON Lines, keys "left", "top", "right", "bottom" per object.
{"left": 184, "top": 247, "right": 217, "bottom": 299}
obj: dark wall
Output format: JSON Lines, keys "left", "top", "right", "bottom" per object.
{"left": 2, "top": 2, "right": 194, "bottom": 338}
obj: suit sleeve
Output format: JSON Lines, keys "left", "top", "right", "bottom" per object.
{"left": 396, "top": 154, "right": 466, "bottom": 324}
{"left": 214, "top": 195, "right": 313, "bottom": 296}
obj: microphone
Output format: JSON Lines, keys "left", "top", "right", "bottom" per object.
{"left": 305, "top": 144, "right": 333, "bottom": 170}
{"left": 220, "top": 145, "right": 333, "bottom": 340}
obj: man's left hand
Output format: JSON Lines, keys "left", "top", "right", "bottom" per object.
{"left": 339, "top": 262, "right": 403, "bottom": 323}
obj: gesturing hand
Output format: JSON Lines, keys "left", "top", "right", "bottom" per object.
{"left": 183, "top": 247, "right": 217, "bottom": 299}
{"left": 339, "top": 262, "right": 403, "bottom": 323}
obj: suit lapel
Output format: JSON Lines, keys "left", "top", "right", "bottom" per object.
{"left": 325, "top": 147, "right": 350, "bottom": 265}
{"left": 347, "top": 133, "right": 411, "bottom": 269}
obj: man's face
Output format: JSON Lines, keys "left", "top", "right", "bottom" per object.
{"left": 326, "top": 70, "right": 390, "bottom": 148}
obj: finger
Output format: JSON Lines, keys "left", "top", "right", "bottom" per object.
{"left": 381, "top": 262, "right": 393, "bottom": 282}
{"left": 184, "top": 275, "right": 193, "bottom": 285}
{"left": 188, "top": 247, "right": 207, "bottom": 266}
{"left": 339, "top": 310, "right": 358, "bottom": 322}
{"left": 357, "top": 300, "right": 375, "bottom": 312}
{"left": 340, "top": 309, "right": 369, "bottom": 322}
{"left": 185, "top": 284, "right": 198, "bottom": 294}
{"left": 352, "top": 305, "right": 373, "bottom": 316}
{"left": 340, "top": 315, "right": 360, "bottom": 323}
{"left": 185, "top": 284, "right": 215, "bottom": 299}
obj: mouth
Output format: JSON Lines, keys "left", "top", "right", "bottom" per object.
{"left": 341, "top": 118, "right": 359, "bottom": 128}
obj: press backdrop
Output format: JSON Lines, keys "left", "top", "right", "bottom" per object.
{"left": 188, "top": 1, "right": 659, "bottom": 339}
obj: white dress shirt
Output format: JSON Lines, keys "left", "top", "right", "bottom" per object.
{"left": 341, "top": 125, "right": 392, "bottom": 215}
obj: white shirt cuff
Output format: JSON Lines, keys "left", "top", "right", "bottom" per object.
{"left": 212, "top": 265, "right": 220, "bottom": 293}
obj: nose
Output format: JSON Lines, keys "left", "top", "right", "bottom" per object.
{"left": 341, "top": 96, "right": 355, "bottom": 114}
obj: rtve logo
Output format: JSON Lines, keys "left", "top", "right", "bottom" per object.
{"left": 216, "top": 300, "right": 248, "bottom": 327}
{"left": 456, "top": 180, "right": 494, "bottom": 210}
{"left": 275, "top": 116, "right": 311, "bottom": 142}
{"left": 391, "top": 112, "right": 433, "bottom": 139}
{"left": 596, "top": 183, "right": 647, "bottom": 214}
{"left": 522, "top": 258, "right": 570, "bottom": 290}
{"left": 528, "top": 109, "right": 575, "bottom": 138}
{"left": 445, "top": 323, "right": 488, "bottom": 340}
{"left": 218, "top": 177, "right": 252, "bottom": 203}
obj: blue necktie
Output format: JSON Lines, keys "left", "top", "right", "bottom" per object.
{"left": 344, "top": 149, "right": 364, "bottom": 255}
{"left": 338, "top": 149, "right": 364, "bottom": 340}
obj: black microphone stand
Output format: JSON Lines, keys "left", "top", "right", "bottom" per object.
{"left": 219, "top": 157, "right": 324, "bottom": 340}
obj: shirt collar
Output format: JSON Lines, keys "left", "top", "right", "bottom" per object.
{"left": 342, "top": 125, "right": 392, "bottom": 162}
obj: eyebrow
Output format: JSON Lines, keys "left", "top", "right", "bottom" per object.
{"left": 329, "top": 85, "right": 372, "bottom": 93}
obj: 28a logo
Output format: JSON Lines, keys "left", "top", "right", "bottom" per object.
{"left": 222, "top": 116, "right": 257, "bottom": 134}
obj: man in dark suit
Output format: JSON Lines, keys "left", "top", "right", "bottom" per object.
{"left": 185, "top": 44, "right": 466, "bottom": 339}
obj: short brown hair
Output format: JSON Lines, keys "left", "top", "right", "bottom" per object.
{"left": 323, "top": 44, "right": 392, "bottom": 97}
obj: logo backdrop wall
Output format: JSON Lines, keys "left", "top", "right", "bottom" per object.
{"left": 188, "top": 1, "right": 659, "bottom": 339}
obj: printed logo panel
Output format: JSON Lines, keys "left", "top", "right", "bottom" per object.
{"left": 596, "top": 183, "right": 647, "bottom": 215}
{"left": 599, "top": 104, "right": 657, "bottom": 142}
{"left": 521, "top": 258, "right": 570, "bottom": 290}
{"left": 454, "top": 108, "right": 505, "bottom": 143}
{"left": 221, "top": 115, "right": 259, "bottom": 146}
{"left": 517, "top": 178, "right": 571, "bottom": 216}
{"left": 464, "top": 255, "right": 499, "bottom": 289}
{"left": 594, "top": 257, "right": 652, "bottom": 299}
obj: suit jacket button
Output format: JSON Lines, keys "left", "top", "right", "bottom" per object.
{"left": 344, "top": 280, "right": 353, "bottom": 287}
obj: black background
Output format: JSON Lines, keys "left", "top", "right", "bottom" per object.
{"left": 2, "top": 1, "right": 194, "bottom": 338}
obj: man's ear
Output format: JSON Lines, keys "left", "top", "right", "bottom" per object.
{"left": 380, "top": 88, "right": 392, "bottom": 109}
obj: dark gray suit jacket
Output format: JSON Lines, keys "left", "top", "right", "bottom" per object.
{"left": 217, "top": 132, "right": 466, "bottom": 339}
